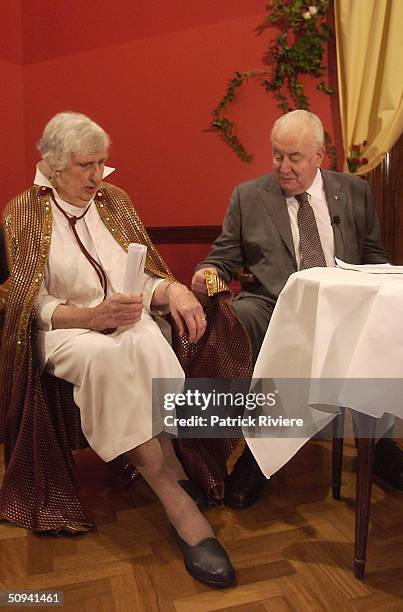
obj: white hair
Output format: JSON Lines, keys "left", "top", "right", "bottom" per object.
{"left": 271, "top": 110, "right": 324, "bottom": 147}
{"left": 37, "top": 112, "right": 110, "bottom": 170}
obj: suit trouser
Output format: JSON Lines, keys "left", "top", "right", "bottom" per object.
{"left": 230, "top": 294, "right": 275, "bottom": 365}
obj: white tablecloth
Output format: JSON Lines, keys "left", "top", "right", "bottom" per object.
{"left": 246, "top": 267, "right": 403, "bottom": 477}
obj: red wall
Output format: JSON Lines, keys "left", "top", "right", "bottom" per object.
{"left": 2, "top": 1, "right": 337, "bottom": 277}
{"left": 0, "top": 1, "right": 25, "bottom": 205}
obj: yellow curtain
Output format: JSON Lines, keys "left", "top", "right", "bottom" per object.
{"left": 334, "top": 0, "right": 403, "bottom": 174}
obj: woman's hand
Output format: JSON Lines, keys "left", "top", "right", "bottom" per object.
{"left": 90, "top": 293, "right": 143, "bottom": 331}
{"left": 167, "top": 283, "right": 207, "bottom": 343}
{"left": 51, "top": 293, "right": 143, "bottom": 331}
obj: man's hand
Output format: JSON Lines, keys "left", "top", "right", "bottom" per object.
{"left": 191, "top": 267, "right": 217, "bottom": 296}
{"left": 167, "top": 283, "right": 207, "bottom": 343}
{"left": 90, "top": 293, "right": 143, "bottom": 331}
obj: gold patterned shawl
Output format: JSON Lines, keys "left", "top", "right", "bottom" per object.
{"left": 0, "top": 182, "right": 173, "bottom": 434}
{"left": 0, "top": 182, "right": 175, "bottom": 530}
{"left": 0, "top": 182, "right": 252, "bottom": 530}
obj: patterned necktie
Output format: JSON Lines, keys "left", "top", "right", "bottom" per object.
{"left": 296, "top": 192, "right": 327, "bottom": 269}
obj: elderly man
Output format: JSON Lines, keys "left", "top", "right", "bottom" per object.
{"left": 192, "top": 109, "right": 401, "bottom": 508}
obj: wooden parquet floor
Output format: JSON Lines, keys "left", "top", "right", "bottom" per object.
{"left": 1, "top": 439, "right": 402, "bottom": 612}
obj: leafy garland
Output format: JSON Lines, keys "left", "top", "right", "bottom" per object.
{"left": 210, "top": 0, "right": 336, "bottom": 167}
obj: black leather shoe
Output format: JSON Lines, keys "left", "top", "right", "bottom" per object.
{"left": 224, "top": 446, "right": 267, "bottom": 509}
{"left": 178, "top": 479, "right": 208, "bottom": 511}
{"left": 373, "top": 439, "right": 403, "bottom": 490}
{"left": 173, "top": 529, "right": 235, "bottom": 588}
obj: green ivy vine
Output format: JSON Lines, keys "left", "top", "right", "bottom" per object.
{"left": 210, "top": 0, "right": 337, "bottom": 167}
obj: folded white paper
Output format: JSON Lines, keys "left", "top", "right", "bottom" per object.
{"left": 124, "top": 243, "right": 147, "bottom": 294}
{"left": 335, "top": 258, "right": 403, "bottom": 274}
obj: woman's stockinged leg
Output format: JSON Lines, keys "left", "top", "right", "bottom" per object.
{"left": 127, "top": 437, "right": 235, "bottom": 588}
{"left": 158, "top": 435, "right": 188, "bottom": 480}
{"left": 127, "top": 437, "right": 213, "bottom": 545}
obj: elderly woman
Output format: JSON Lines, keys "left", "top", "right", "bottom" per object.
{"left": 0, "top": 112, "right": 234, "bottom": 587}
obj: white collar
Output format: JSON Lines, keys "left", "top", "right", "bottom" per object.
{"left": 284, "top": 168, "right": 323, "bottom": 201}
{"left": 33, "top": 164, "right": 115, "bottom": 188}
{"left": 305, "top": 168, "right": 323, "bottom": 198}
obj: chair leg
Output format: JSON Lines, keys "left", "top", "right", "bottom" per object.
{"left": 354, "top": 413, "right": 376, "bottom": 580}
{"left": 332, "top": 408, "right": 345, "bottom": 500}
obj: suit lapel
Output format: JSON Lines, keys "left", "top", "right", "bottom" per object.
{"left": 321, "top": 170, "right": 346, "bottom": 259}
{"left": 259, "top": 171, "right": 347, "bottom": 263}
{"left": 261, "top": 175, "right": 296, "bottom": 262}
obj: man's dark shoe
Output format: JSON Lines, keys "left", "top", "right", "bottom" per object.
{"left": 224, "top": 446, "right": 267, "bottom": 509}
{"left": 373, "top": 439, "right": 403, "bottom": 490}
{"left": 173, "top": 528, "right": 235, "bottom": 588}
{"left": 178, "top": 479, "right": 208, "bottom": 511}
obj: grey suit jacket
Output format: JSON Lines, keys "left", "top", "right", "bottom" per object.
{"left": 199, "top": 170, "right": 388, "bottom": 308}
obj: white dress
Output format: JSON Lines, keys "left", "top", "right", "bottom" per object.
{"left": 34, "top": 169, "right": 184, "bottom": 461}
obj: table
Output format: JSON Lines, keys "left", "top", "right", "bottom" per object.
{"left": 246, "top": 266, "right": 403, "bottom": 578}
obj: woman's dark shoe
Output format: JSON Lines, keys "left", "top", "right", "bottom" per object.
{"left": 107, "top": 453, "right": 142, "bottom": 487}
{"left": 178, "top": 479, "right": 208, "bottom": 511}
{"left": 173, "top": 528, "right": 235, "bottom": 588}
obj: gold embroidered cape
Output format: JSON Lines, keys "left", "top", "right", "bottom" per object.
{"left": 0, "top": 182, "right": 252, "bottom": 532}
{"left": 1, "top": 182, "right": 173, "bottom": 396}
{"left": 0, "top": 182, "right": 174, "bottom": 531}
